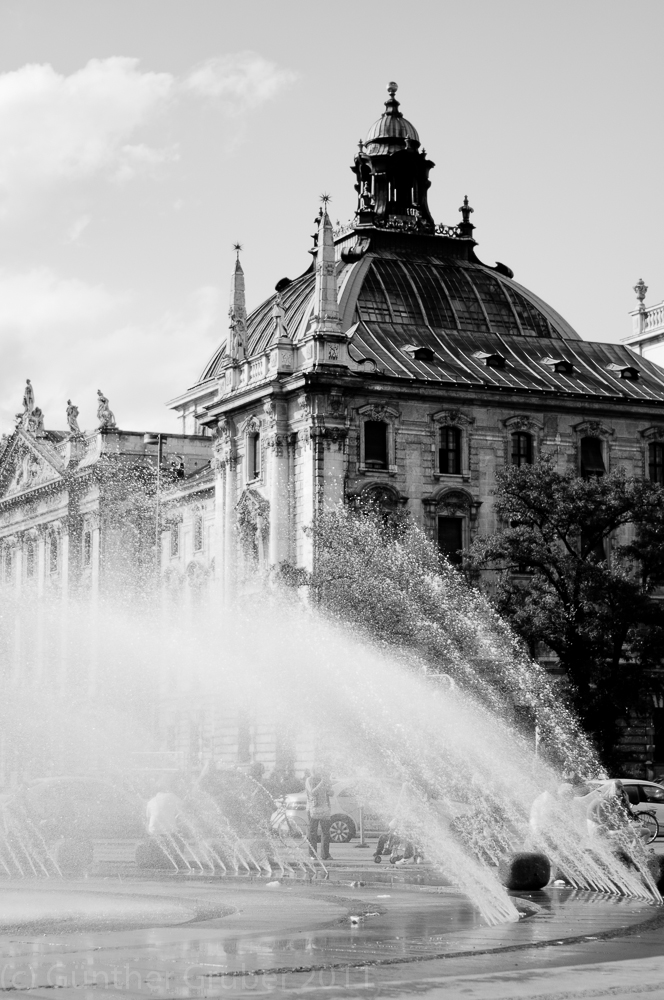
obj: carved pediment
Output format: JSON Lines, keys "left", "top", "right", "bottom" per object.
{"left": 431, "top": 408, "right": 474, "bottom": 428}
{"left": 0, "top": 432, "right": 63, "bottom": 500}
{"left": 572, "top": 420, "right": 614, "bottom": 439}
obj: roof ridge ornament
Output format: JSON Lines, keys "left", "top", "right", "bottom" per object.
{"left": 458, "top": 195, "right": 475, "bottom": 239}
{"left": 634, "top": 277, "right": 648, "bottom": 316}
{"left": 385, "top": 81, "right": 401, "bottom": 118}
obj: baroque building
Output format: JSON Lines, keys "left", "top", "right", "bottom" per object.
{"left": 3, "top": 83, "right": 664, "bottom": 781}
{"left": 160, "top": 84, "right": 664, "bottom": 775}
{"left": 0, "top": 386, "right": 210, "bottom": 706}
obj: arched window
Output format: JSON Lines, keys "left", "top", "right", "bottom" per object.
{"left": 439, "top": 426, "right": 461, "bottom": 475}
{"left": 438, "top": 516, "right": 463, "bottom": 565}
{"left": 25, "top": 542, "right": 35, "bottom": 579}
{"left": 511, "top": 432, "right": 533, "bottom": 467}
{"left": 49, "top": 534, "right": 59, "bottom": 574}
{"left": 580, "top": 436, "right": 605, "bottom": 478}
{"left": 364, "top": 421, "right": 388, "bottom": 469}
{"left": 649, "top": 443, "right": 664, "bottom": 485}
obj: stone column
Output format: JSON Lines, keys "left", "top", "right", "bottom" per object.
{"left": 264, "top": 398, "right": 289, "bottom": 568}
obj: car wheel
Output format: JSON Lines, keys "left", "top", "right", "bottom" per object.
{"left": 329, "top": 815, "right": 355, "bottom": 843}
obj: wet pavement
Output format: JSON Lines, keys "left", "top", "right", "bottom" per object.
{"left": 1, "top": 846, "right": 664, "bottom": 998}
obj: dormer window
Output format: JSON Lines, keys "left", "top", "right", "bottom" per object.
{"left": 473, "top": 350, "right": 506, "bottom": 369}
{"left": 404, "top": 345, "right": 436, "bottom": 363}
{"left": 364, "top": 421, "right": 388, "bottom": 469}
{"left": 542, "top": 357, "right": 575, "bottom": 375}
{"left": 607, "top": 363, "right": 639, "bottom": 380}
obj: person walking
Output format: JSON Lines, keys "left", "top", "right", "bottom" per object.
{"left": 306, "top": 767, "right": 333, "bottom": 861}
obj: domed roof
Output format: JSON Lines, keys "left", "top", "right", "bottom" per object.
{"left": 198, "top": 248, "right": 582, "bottom": 384}
{"left": 363, "top": 82, "right": 421, "bottom": 155}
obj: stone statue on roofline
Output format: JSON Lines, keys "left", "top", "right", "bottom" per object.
{"left": 97, "top": 390, "right": 116, "bottom": 429}
{"left": 26, "top": 407, "right": 45, "bottom": 436}
{"left": 22, "top": 379, "right": 34, "bottom": 415}
{"left": 66, "top": 399, "right": 81, "bottom": 436}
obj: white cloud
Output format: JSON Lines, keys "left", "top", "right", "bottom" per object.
{"left": 0, "top": 279, "right": 220, "bottom": 434}
{"left": 0, "top": 59, "right": 173, "bottom": 208}
{"left": 0, "top": 266, "right": 118, "bottom": 328}
{"left": 0, "top": 52, "right": 296, "bottom": 210}
{"left": 64, "top": 214, "right": 91, "bottom": 244}
{"left": 184, "top": 52, "right": 298, "bottom": 113}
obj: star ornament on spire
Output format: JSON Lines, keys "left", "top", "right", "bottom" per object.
{"left": 320, "top": 193, "right": 332, "bottom": 207}
{"left": 232, "top": 242, "right": 243, "bottom": 258}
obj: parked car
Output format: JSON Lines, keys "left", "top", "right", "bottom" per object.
{"left": 587, "top": 778, "right": 664, "bottom": 837}
{"left": 283, "top": 782, "right": 389, "bottom": 842}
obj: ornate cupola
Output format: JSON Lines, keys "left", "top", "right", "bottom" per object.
{"left": 352, "top": 82, "right": 435, "bottom": 232}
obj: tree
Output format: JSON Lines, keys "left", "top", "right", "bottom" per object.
{"left": 468, "top": 459, "right": 664, "bottom": 767}
{"left": 288, "top": 501, "right": 599, "bottom": 777}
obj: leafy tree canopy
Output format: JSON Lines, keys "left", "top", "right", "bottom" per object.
{"left": 468, "top": 459, "right": 664, "bottom": 766}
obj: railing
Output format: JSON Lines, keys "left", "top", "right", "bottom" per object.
{"left": 644, "top": 303, "right": 664, "bottom": 333}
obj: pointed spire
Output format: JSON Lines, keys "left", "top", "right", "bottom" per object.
{"left": 312, "top": 199, "right": 340, "bottom": 335}
{"left": 228, "top": 243, "right": 247, "bottom": 362}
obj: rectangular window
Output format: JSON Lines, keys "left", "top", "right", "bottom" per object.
{"left": 49, "top": 535, "right": 58, "bottom": 574}
{"left": 247, "top": 433, "right": 261, "bottom": 480}
{"left": 193, "top": 515, "right": 203, "bottom": 553}
{"left": 438, "top": 516, "right": 463, "bottom": 565}
{"left": 4, "top": 550, "right": 12, "bottom": 582}
{"left": 580, "top": 436, "right": 605, "bottom": 478}
{"left": 83, "top": 530, "right": 92, "bottom": 567}
{"left": 654, "top": 708, "right": 664, "bottom": 764}
{"left": 25, "top": 543, "right": 35, "bottom": 579}
{"left": 439, "top": 427, "right": 461, "bottom": 475}
{"left": 511, "top": 432, "right": 533, "bottom": 467}
{"left": 170, "top": 525, "right": 179, "bottom": 557}
{"left": 364, "top": 421, "right": 388, "bottom": 468}
{"left": 649, "top": 443, "right": 664, "bottom": 485}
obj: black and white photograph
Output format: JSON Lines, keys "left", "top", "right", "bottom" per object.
{"left": 1, "top": 2, "right": 664, "bottom": 997}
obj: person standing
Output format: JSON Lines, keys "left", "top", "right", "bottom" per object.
{"left": 306, "top": 767, "right": 333, "bottom": 861}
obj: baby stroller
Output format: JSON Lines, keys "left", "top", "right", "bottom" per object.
{"left": 373, "top": 822, "right": 421, "bottom": 864}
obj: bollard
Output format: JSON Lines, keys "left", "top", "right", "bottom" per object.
{"left": 355, "top": 805, "right": 370, "bottom": 848}
{"left": 498, "top": 852, "right": 551, "bottom": 891}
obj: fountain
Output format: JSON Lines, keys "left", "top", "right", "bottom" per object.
{"left": 0, "top": 548, "right": 661, "bottom": 920}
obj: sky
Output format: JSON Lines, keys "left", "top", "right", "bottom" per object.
{"left": 0, "top": 0, "right": 663, "bottom": 436}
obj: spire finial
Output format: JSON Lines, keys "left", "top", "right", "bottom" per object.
{"left": 312, "top": 196, "right": 341, "bottom": 335}
{"left": 634, "top": 277, "right": 648, "bottom": 315}
{"left": 384, "top": 81, "right": 401, "bottom": 116}
{"left": 320, "top": 193, "right": 331, "bottom": 208}
{"left": 459, "top": 195, "right": 474, "bottom": 224}
{"left": 228, "top": 246, "right": 247, "bottom": 361}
